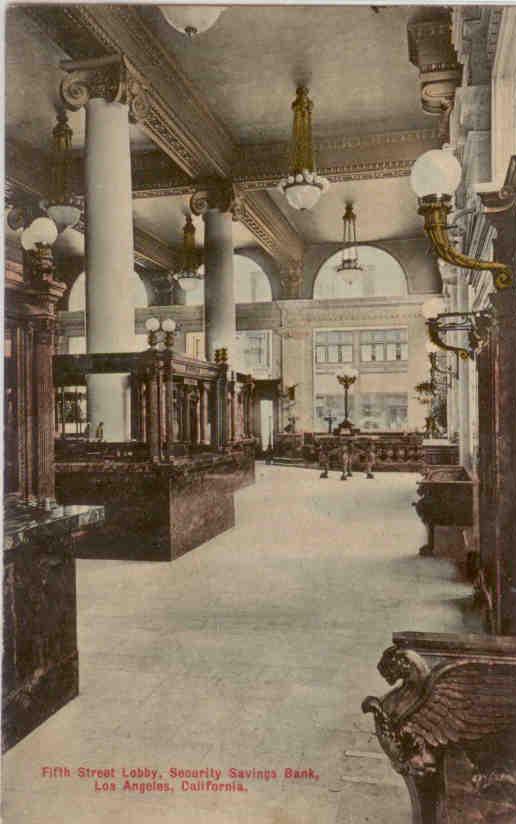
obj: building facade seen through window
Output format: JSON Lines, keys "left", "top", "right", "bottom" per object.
{"left": 360, "top": 329, "right": 408, "bottom": 363}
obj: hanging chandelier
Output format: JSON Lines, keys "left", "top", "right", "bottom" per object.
{"left": 42, "top": 111, "right": 81, "bottom": 233}
{"left": 160, "top": 6, "right": 226, "bottom": 37}
{"left": 278, "top": 87, "right": 330, "bottom": 211}
{"left": 336, "top": 203, "right": 363, "bottom": 285}
{"left": 169, "top": 215, "right": 203, "bottom": 292}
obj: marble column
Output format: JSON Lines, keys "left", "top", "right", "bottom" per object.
{"left": 457, "top": 278, "right": 472, "bottom": 471}
{"left": 146, "top": 366, "right": 160, "bottom": 462}
{"left": 33, "top": 318, "right": 57, "bottom": 503}
{"left": 165, "top": 364, "right": 176, "bottom": 459}
{"left": 190, "top": 184, "right": 238, "bottom": 365}
{"left": 61, "top": 56, "right": 149, "bottom": 441}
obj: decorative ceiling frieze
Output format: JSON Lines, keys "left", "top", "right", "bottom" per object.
{"left": 233, "top": 128, "right": 441, "bottom": 189}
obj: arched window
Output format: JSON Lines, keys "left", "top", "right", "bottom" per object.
{"left": 184, "top": 254, "right": 272, "bottom": 305}
{"left": 313, "top": 246, "right": 407, "bottom": 300}
{"left": 235, "top": 254, "right": 272, "bottom": 302}
{"left": 68, "top": 271, "right": 148, "bottom": 311}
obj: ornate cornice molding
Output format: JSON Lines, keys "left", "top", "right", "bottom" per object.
{"left": 234, "top": 129, "right": 440, "bottom": 190}
{"left": 408, "top": 11, "right": 462, "bottom": 140}
{"left": 239, "top": 191, "right": 304, "bottom": 267}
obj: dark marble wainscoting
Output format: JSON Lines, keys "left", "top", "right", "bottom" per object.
{"left": 55, "top": 445, "right": 255, "bottom": 562}
{"left": 2, "top": 500, "right": 103, "bottom": 752}
{"left": 169, "top": 472, "right": 235, "bottom": 560}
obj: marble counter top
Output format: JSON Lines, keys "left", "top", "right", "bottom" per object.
{"left": 4, "top": 499, "right": 105, "bottom": 552}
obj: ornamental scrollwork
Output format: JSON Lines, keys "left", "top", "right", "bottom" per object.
{"left": 362, "top": 643, "right": 516, "bottom": 784}
{"left": 60, "top": 55, "right": 149, "bottom": 123}
{"left": 190, "top": 181, "right": 244, "bottom": 220}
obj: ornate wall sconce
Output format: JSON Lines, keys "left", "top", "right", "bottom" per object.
{"left": 145, "top": 316, "right": 177, "bottom": 351}
{"left": 19, "top": 216, "right": 59, "bottom": 282}
{"left": 422, "top": 297, "right": 491, "bottom": 361}
{"left": 410, "top": 148, "right": 513, "bottom": 290}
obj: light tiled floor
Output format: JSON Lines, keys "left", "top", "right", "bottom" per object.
{"left": 2, "top": 467, "right": 482, "bottom": 823}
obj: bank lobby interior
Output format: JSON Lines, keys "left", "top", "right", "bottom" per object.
{"left": 3, "top": 5, "right": 516, "bottom": 824}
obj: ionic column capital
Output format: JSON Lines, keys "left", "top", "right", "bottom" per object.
{"left": 60, "top": 55, "right": 149, "bottom": 122}
{"left": 190, "top": 180, "right": 244, "bottom": 221}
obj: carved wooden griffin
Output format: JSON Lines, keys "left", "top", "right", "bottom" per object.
{"left": 362, "top": 645, "right": 516, "bottom": 785}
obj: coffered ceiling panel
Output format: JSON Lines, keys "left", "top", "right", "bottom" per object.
{"left": 140, "top": 5, "right": 430, "bottom": 143}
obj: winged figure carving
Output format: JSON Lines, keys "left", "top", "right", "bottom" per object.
{"left": 362, "top": 645, "right": 516, "bottom": 781}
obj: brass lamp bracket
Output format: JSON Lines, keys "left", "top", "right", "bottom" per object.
{"left": 427, "top": 311, "right": 492, "bottom": 360}
{"left": 418, "top": 195, "right": 513, "bottom": 290}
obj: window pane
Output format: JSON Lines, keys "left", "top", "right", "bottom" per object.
{"left": 386, "top": 343, "right": 398, "bottom": 361}
{"left": 328, "top": 345, "right": 339, "bottom": 363}
{"left": 360, "top": 331, "right": 373, "bottom": 343}
{"left": 361, "top": 344, "right": 373, "bottom": 362}
{"left": 316, "top": 346, "right": 327, "bottom": 363}
{"left": 340, "top": 345, "right": 353, "bottom": 362}
{"left": 315, "top": 332, "right": 328, "bottom": 345}
{"left": 401, "top": 343, "right": 408, "bottom": 360}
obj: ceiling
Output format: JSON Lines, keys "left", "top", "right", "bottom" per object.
{"left": 269, "top": 177, "right": 422, "bottom": 245}
{"left": 5, "top": 4, "right": 435, "bottom": 265}
{"left": 132, "top": 195, "right": 258, "bottom": 250}
{"left": 140, "top": 5, "right": 430, "bottom": 143}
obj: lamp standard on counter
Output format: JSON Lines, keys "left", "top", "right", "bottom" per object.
{"left": 145, "top": 317, "right": 178, "bottom": 352}
{"left": 337, "top": 367, "right": 359, "bottom": 431}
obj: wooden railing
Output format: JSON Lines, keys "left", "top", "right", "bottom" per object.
{"left": 273, "top": 431, "right": 424, "bottom": 471}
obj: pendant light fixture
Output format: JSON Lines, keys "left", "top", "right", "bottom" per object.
{"left": 278, "top": 87, "right": 330, "bottom": 211}
{"left": 43, "top": 111, "right": 81, "bottom": 233}
{"left": 160, "top": 6, "right": 226, "bottom": 37}
{"left": 337, "top": 203, "right": 363, "bottom": 285}
{"left": 169, "top": 215, "right": 202, "bottom": 292}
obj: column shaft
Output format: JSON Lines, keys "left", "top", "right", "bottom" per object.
{"left": 203, "top": 209, "right": 236, "bottom": 363}
{"left": 85, "top": 98, "right": 135, "bottom": 441}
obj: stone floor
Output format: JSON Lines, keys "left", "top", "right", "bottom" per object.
{"left": 2, "top": 466, "right": 482, "bottom": 824}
